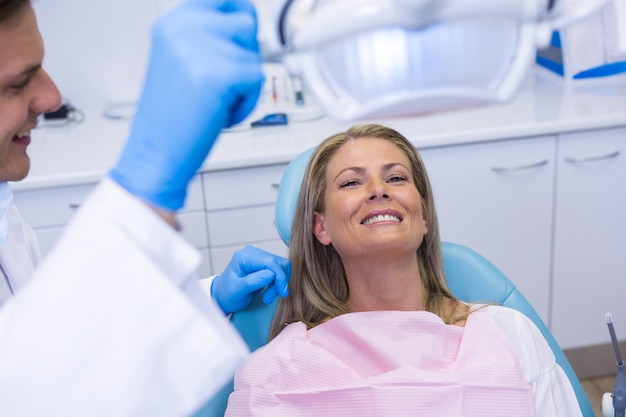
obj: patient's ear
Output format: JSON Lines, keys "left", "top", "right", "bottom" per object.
{"left": 421, "top": 201, "right": 429, "bottom": 235}
{"left": 313, "top": 211, "right": 331, "bottom": 245}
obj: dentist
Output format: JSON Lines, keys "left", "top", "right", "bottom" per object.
{"left": 0, "top": 0, "right": 288, "bottom": 415}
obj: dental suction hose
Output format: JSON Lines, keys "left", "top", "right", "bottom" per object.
{"left": 607, "top": 313, "right": 626, "bottom": 417}
{"left": 616, "top": 362, "right": 626, "bottom": 417}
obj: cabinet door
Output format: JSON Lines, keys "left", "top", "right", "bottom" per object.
{"left": 419, "top": 136, "right": 556, "bottom": 323}
{"left": 552, "top": 127, "right": 626, "bottom": 349}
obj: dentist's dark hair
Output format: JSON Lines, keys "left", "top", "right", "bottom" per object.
{"left": 269, "top": 124, "right": 467, "bottom": 340}
{"left": 0, "top": 0, "right": 30, "bottom": 24}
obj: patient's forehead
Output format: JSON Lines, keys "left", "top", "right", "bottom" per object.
{"left": 326, "top": 137, "right": 411, "bottom": 178}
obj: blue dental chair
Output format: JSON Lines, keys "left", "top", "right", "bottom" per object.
{"left": 199, "top": 148, "right": 594, "bottom": 417}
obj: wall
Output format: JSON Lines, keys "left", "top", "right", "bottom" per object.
{"left": 32, "top": 0, "right": 183, "bottom": 111}
{"left": 31, "top": 0, "right": 301, "bottom": 125}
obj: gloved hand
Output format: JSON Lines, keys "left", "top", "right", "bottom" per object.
{"left": 211, "top": 246, "right": 291, "bottom": 314}
{"left": 110, "top": 0, "right": 263, "bottom": 211}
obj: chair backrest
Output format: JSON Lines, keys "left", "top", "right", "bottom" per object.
{"left": 199, "top": 147, "right": 593, "bottom": 417}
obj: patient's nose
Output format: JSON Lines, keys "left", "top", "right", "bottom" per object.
{"left": 368, "top": 179, "right": 390, "bottom": 201}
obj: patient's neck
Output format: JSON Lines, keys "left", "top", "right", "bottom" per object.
{"left": 344, "top": 255, "right": 425, "bottom": 313}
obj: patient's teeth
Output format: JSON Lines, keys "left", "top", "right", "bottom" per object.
{"left": 364, "top": 214, "right": 400, "bottom": 225}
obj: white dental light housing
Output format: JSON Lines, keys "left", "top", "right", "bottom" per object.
{"left": 255, "top": 0, "right": 610, "bottom": 121}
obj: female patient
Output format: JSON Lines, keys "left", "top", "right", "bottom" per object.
{"left": 225, "top": 124, "right": 582, "bottom": 417}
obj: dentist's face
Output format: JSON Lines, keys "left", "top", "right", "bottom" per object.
{"left": 313, "top": 137, "right": 428, "bottom": 261}
{"left": 0, "top": 3, "right": 61, "bottom": 182}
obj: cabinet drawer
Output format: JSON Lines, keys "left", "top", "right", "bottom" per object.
{"left": 207, "top": 204, "right": 279, "bottom": 247}
{"left": 182, "top": 175, "right": 205, "bottom": 212}
{"left": 32, "top": 225, "right": 64, "bottom": 257}
{"left": 13, "top": 183, "right": 96, "bottom": 229}
{"left": 30, "top": 202, "right": 207, "bottom": 258}
{"left": 13, "top": 175, "right": 204, "bottom": 230}
{"left": 210, "top": 239, "right": 288, "bottom": 275}
{"left": 202, "top": 164, "right": 287, "bottom": 210}
{"left": 178, "top": 211, "right": 209, "bottom": 248}
{"left": 197, "top": 248, "right": 212, "bottom": 279}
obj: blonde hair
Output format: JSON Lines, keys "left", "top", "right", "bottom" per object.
{"left": 269, "top": 124, "right": 467, "bottom": 340}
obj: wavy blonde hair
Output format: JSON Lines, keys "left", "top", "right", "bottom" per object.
{"left": 269, "top": 124, "right": 468, "bottom": 340}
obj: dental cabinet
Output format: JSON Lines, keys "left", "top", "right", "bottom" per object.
{"left": 420, "top": 126, "right": 626, "bottom": 353}
{"left": 11, "top": 70, "right": 626, "bottom": 360}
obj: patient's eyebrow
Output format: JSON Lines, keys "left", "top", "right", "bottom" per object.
{"left": 333, "top": 166, "right": 365, "bottom": 182}
{"left": 333, "top": 162, "right": 410, "bottom": 182}
{"left": 381, "top": 162, "right": 410, "bottom": 172}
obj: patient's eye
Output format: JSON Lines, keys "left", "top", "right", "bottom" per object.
{"left": 387, "top": 174, "right": 408, "bottom": 183}
{"left": 339, "top": 179, "right": 361, "bottom": 188}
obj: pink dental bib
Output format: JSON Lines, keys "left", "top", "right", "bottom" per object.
{"left": 226, "top": 310, "right": 536, "bottom": 416}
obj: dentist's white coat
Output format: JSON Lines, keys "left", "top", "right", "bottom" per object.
{"left": 0, "top": 178, "right": 248, "bottom": 417}
{"left": 0, "top": 203, "right": 41, "bottom": 305}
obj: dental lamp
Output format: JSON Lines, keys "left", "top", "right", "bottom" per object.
{"left": 255, "top": 0, "right": 616, "bottom": 121}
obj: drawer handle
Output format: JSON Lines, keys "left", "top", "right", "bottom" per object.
{"left": 564, "top": 150, "right": 620, "bottom": 164}
{"left": 490, "top": 159, "right": 549, "bottom": 173}
{"left": 68, "top": 203, "right": 81, "bottom": 210}
{"left": 271, "top": 183, "right": 280, "bottom": 190}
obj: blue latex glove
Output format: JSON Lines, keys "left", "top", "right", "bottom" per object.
{"left": 110, "top": 0, "right": 264, "bottom": 211}
{"left": 211, "top": 246, "right": 291, "bottom": 315}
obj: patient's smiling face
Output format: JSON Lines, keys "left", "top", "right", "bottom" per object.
{"left": 313, "top": 137, "right": 428, "bottom": 261}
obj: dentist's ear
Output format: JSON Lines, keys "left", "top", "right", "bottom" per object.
{"left": 313, "top": 211, "right": 331, "bottom": 245}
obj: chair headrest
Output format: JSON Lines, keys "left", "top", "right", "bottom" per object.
{"left": 275, "top": 147, "right": 316, "bottom": 246}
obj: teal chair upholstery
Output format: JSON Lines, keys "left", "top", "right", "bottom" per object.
{"left": 199, "top": 147, "right": 593, "bottom": 417}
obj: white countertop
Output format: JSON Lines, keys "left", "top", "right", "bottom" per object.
{"left": 15, "top": 68, "right": 626, "bottom": 191}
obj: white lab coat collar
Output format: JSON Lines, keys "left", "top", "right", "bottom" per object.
{"left": 0, "top": 182, "right": 14, "bottom": 245}
{"left": 0, "top": 204, "right": 40, "bottom": 306}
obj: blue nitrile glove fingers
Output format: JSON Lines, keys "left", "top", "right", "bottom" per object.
{"left": 109, "top": 0, "right": 264, "bottom": 211}
{"left": 211, "top": 245, "right": 291, "bottom": 314}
